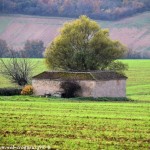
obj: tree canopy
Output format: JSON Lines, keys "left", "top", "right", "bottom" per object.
{"left": 45, "top": 16, "right": 127, "bottom": 72}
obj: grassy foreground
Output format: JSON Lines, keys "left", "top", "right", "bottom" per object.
{"left": 0, "top": 97, "right": 149, "bottom": 149}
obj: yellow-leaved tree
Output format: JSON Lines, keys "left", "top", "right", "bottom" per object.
{"left": 45, "top": 15, "right": 128, "bottom": 73}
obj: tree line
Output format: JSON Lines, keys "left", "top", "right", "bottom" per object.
{"left": 0, "top": 39, "right": 45, "bottom": 58}
{"left": 0, "top": 0, "right": 150, "bottom": 20}
{"left": 0, "top": 38, "right": 148, "bottom": 59}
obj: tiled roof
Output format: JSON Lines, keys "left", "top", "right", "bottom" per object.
{"left": 32, "top": 71, "right": 127, "bottom": 81}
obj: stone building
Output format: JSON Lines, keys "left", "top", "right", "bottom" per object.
{"left": 32, "top": 71, "right": 127, "bottom": 98}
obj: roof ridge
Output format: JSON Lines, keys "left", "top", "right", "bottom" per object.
{"left": 32, "top": 71, "right": 127, "bottom": 80}
{"left": 89, "top": 72, "right": 97, "bottom": 80}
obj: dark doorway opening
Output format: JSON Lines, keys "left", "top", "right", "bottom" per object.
{"left": 60, "top": 81, "right": 81, "bottom": 98}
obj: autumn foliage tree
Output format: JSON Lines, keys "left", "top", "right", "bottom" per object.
{"left": 45, "top": 15, "right": 127, "bottom": 72}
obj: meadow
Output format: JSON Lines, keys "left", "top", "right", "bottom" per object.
{"left": 123, "top": 59, "right": 150, "bottom": 101}
{"left": 0, "top": 97, "right": 149, "bottom": 149}
{"left": 0, "top": 59, "right": 150, "bottom": 149}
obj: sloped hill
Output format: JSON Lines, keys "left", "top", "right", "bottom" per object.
{"left": 100, "top": 12, "right": 150, "bottom": 58}
{"left": 0, "top": 12, "right": 150, "bottom": 57}
{"left": 0, "top": 15, "right": 69, "bottom": 49}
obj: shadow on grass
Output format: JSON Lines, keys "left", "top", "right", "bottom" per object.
{"left": 0, "top": 95, "right": 134, "bottom": 102}
{"left": 69, "top": 97, "right": 133, "bottom": 102}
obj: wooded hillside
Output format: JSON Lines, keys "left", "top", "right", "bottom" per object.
{"left": 0, "top": 0, "right": 150, "bottom": 20}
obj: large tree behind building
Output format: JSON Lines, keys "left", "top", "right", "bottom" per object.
{"left": 45, "top": 15, "right": 127, "bottom": 72}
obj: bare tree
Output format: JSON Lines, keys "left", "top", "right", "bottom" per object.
{"left": 0, "top": 51, "right": 36, "bottom": 86}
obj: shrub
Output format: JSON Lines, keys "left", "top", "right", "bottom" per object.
{"left": 0, "top": 88, "right": 22, "bottom": 96}
{"left": 21, "top": 85, "right": 33, "bottom": 95}
{"left": 60, "top": 81, "right": 81, "bottom": 98}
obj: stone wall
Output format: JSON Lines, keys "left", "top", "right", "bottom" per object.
{"left": 76, "top": 81, "right": 96, "bottom": 97}
{"left": 32, "top": 79, "right": 62, "bottom": 96}
{"left": 32, "top": 79, "right": 126, "bottom": 97}
{"left": 94, "top": 80, "right": 126, "bottom": 97}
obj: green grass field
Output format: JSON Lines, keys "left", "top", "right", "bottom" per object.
{"left": 0, "top": 59, "right": 150, "bottom": 149}
{"left": 123, "top": 60, "right": 150, "bottom": 101}
{"left": 0, "top": 97, "right": 149, "bottom": 149}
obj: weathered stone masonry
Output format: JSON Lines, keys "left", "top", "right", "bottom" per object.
{"left": 32, "top": 71, "right": 127, "bottom": 98}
